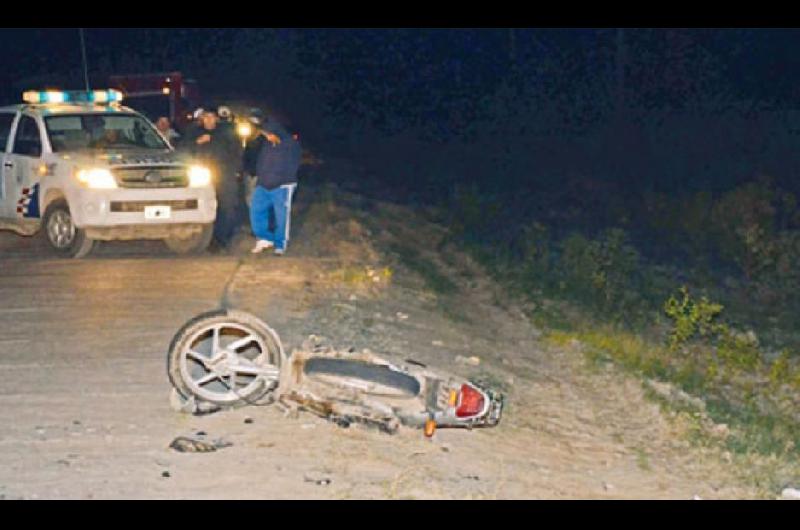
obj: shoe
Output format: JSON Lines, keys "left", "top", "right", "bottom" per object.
{"left": 251, "top": 240, "right": 274, "bottom": 254}
{"left": 274, "top": 248, "right": 285, "bottom": 256}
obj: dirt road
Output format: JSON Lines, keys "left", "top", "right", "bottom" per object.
{"left": 0, "top": 191, "right": 763, "bottom": 499}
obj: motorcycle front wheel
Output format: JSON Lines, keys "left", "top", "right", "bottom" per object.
{"left": 167, "top": 309, "right": 285, "bottom": 406}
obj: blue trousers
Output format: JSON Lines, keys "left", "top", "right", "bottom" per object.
{"left": 250, "top": 184, "right": 297, "bottom": 251}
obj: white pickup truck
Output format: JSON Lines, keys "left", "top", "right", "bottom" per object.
{"left": 0, "top": 89, "right": 216, "bottom": 258}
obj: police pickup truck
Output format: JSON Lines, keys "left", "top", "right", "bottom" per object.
{"left": 0, "top": 89, "right": 216, "bottom": 258}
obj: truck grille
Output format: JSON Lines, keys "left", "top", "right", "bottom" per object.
{"left": 113, "top": 166, "right": 188, "bottom": 188}
{"left": 110, "top": 200, "right": 198, "bottom": 213}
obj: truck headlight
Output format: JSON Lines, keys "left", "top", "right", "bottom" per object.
{"left": 76, "top": 168, "right": 117, "bottom": 189}
{"left": 188, "top": 165, "right": 212, "bottom": 187}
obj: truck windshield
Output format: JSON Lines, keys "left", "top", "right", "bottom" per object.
{"left": 44, "top": 113, "right": 169, "bottom": 152}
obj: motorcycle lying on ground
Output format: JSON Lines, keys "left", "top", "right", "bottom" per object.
{"left": 167, "top": 309, "right": 504, "bottom": 436}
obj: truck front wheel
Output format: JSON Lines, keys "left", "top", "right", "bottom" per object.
{"left": 164, "top": 224, "right": 213, "bottom": 255}
{"left": 43, "top": 200, "right": 95, "bottom": 258}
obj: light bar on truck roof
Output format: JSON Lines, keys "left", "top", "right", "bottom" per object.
{"left": 22, "top": 89, "right": 124, "bottom": 105}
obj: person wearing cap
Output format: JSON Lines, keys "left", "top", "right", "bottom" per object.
{"left": 242, "top": 117, "right": 301, "bottom": 255}
{"left": 172, "top": 108, "right": 204, "bottom": 149}
{"left": 183, "top": 106, "right": 243, "bottom": 250}
{"left": 217, "top": 106, "right": 233, "bottom": 123}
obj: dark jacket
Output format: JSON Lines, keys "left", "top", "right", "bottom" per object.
{"left": 181, "top": 123, "right": 242, "bottom": 201}
{"left": 243, "top": 123, "right": 301, "bottom": 191}
{"left": 180, "top": 123, "right": 242, "bottom": 171}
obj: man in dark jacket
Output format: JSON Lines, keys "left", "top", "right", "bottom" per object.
{"left": 182, "top": 107, "right": 243, "bottom": 250}
{"left": 243, "top": 118, "right": 301, "bottom": 255}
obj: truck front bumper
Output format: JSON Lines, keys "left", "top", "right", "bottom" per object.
{"left": 67, "top": 186, "right": 217, "bottom": 229}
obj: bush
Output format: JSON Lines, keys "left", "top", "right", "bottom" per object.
{"left": 717, "top": 329, "right": 761, "bottom": 372}
{"left": 768, "top": 349, "right": 792, "bottom": 389}
{"left": 559, "top": 228, "right": 643, "bottom": 317}
{"left": 711, "top": 179, "right": 777, "bottom": 280}
{"left": 752, "top": 230, "right": 800, "bottom": 310}
{"left": 664, "top": 287, "right": 763, "bottom": 376}
{"left": 519, "top": 221, "right": 551, "bottom": 276}
{"left": 641, "top": 191, "right": 714, "bottom": 261}
{"left": 663, "top": 286, "right": 725, "bottom": 350}
{"left": 559, "top": 232, "right": 594, "bottom": 293}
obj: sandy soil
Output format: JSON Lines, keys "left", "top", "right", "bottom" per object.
{"left": 0, "top": 190, "right": 762, "bottom": 499}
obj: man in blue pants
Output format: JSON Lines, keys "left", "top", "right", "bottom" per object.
{"left": 243, "top": 118, "right": 301, "bottom": 255}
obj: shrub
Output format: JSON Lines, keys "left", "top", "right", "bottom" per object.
{"left": 756, "top": 230, "right": 800, "bottom": 309}
{"left": 717, "top": 329, "right": 761, "bottom": 372}
{"left": 560, "top": 232, "right": 594, "bottom": 293}
{"left": 768, "top": 349, "right": 792, "bottom": 389}
{"left": 711, "top": 179, "right": 777, "bottom": 280}
{"left": 642, "top": 191, "right": 715, "bottom": 260}
{"left": 664, "top": 287, "right": 762, "bottom": 374}
{"left": 519, "top": 221, "right": 551, "bottom": 276}
{"left": 679, "top": 191, "right": 715, "bottom": 259}
{"left": 560, "top": 229, "right": 642, "bottom": 317}
{"left": 663, "top": 286, "right": 725, "bottom": 350}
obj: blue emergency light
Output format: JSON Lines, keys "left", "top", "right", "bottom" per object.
{"left": 22, "top": 89, "right": 124, "bottom": 105}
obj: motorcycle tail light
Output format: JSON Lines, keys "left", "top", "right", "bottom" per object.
{"left": 456, "top": 384, "right": 485, "bottom": 418}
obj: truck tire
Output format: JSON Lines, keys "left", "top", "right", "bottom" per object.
{"left": 164, "top": 223, "right": 213, "bottom": 255}
{"left": 42, "top": 199, "right": 95, "bottom": 258}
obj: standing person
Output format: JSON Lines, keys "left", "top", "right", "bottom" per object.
{"left": 243, "top": 118, "right": 301, "bottom": 256}
{"left": 217, "top": 106, "right": 234, "bottom": 124}
{"left": 183, "top": 107, "right": 242, "bottom": 250}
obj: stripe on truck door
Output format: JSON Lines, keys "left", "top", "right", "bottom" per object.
{"left": 17, "top": 183, "right": 41, "bottom": 218}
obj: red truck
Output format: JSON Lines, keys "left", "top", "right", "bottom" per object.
{"left": 108, "top": 71, "right": 201, "bottom": 133}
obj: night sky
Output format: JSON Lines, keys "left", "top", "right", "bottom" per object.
{"left": 4, "top": 29, "right": 800, "bottom": 110}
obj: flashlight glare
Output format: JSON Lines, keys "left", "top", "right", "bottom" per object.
{"left": 237, "top": 122, "right": 253, "bottom": 138}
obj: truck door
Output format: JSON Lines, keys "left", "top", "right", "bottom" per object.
{"left": 5, "top": 114, "right": 44, "bottom": 220}
{"left": 0, "top": 111, "right": 19, "bottom": 219}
